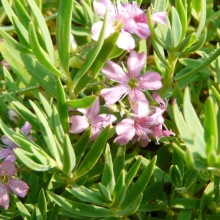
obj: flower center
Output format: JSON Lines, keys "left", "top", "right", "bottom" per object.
{"left": 0, "top": 175, "right": 9, "bottom": 184}
{"left": 113, "top": 19, "right": 123, "bottom": 31}
{"left": 127, "top": 78, "right": 139, "bottom": 88}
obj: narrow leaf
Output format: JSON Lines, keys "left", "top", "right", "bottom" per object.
{"left": 75, "top": 126, "right": 110, "bottom": 179}
{"left": 56, "top": 0, "right": 74, "bottom": 72}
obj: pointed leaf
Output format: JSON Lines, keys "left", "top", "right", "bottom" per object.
{"left": 75, "top": 126, "right": 110, "bottom": 179}
{"left": 56, "top": 0, "right": 74, "bottom": 72}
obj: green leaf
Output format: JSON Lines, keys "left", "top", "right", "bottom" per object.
{"left": 56, "top": 0, "right": 74, "bottom": 72}
{"left": 74, "top": 31, "right": 120, "bottom": 94}
{"left": 28, "top": 22, "right": 63, "bottom": 77}
{"left": 26, "top": 0, "right": 55, "bottom": 62}
{"left": 171, "top": 198, "right": 200, "bottom": 209}
{"left": 0, "top": 27, "right": 30, "bottom": 52}
{"left": 3, "top": 66, "right": 17, "bottom": 94}
{"left": 98, "top": 183, "right": 112, "bottom": 202}
{"left": 12, "top": 101, "right": 39, "bottom": 130}
{"left": 15, "top": 197, "right": 31, "bottom": 219}
{"left": 38, "top": 189, "right": 47, "bottom": 220}
{"left": 75, "top": 126, "right": 110, "bottom": 179}
{"left": 73, "top": 11, "right": 109, "bottom": 90}
{"left": 14, "top": 0, "right": 30, "bottom": 29}
{"left": 14, "top": 148, "right": 54, "bottom": 171}
{"left": 1, "top": 0, "right": 29, "bottom": 46}
{"left": 175, "top": 0, "right": 187, "bottom": 40}
{"left": 67, "top": 184, "right": 106, "bottom": 205}
{"left": 121, "top": 156, "right": 157, "bottom": 209}
{"left": 30, "top": 101, "right": 62, "bottom": 166}
{"left": 125, "top": 157, "right": 142, "bottom": 188}
{"left": 102, "top": 144, "right": 115, "bottom": 193}
{"left": 57, "top": 78, "right": 69, "bottom": 132}
{"left": 196, "top": 0, "right": 206, "bottom": 37}
{"left": 63, "top": 134, "right": 76, "bottom": 175}
{"left": 68, "top": 95, "right": 96, "bottom": 108}
{"left": 171, "top": 6, "right": 182, "bottom": 47}
{"left": 204, "top": 97, "right": 218, "bottom": 164}
{"left": 116, "top": 194, "right": 143, "bottom": 216}
{"left": 0, "top": 40, "right": 57, "bottom": 96}
{"left": 183, "top": 88, "right": 206, "bottom": 157}
{"left": 113, "top": 145, "right": 125, "bottom": 180}
{"left": 177, "top": 210, "right": 192, "bottom": 220}
{"left": 51, "top": 105, "right": 65, "bottom": 144}
{"left": 73, "top": 128, "right": 91, "bottom": 167}
{"left": 111, "top": 170, "right": 126, "bottom": 207}
{"left": 47, "top": 192, "right": 113, "bottom": 218}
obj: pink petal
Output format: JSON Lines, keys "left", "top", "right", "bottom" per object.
{"left": 114, "top": 118, "right": 135, "bottom": 145}
{"left": 134, "top": 23, "right": 151, "bottom": 39}
{"left": 69, "top": 116, "right": 89, "bottom": 133}
{"left": 93, "top": 0, "right": 107, "bottom": 17}
{"left": 0, "top": 184, "right": 10, "bottom": 210}
{"left": 127, "top": 51, "right": 146, "bottom": 78}
{"left": 0, "top": 149, "right": 16, "bottom": 162}
{"left": 101, "top": 85, "right": 128, "bottom": 105}
{"left": 0, "top": 161, "right": 17, "bottom": 176}
{"left": 93, "top": 114, "right": 116, "bottom": 128}
{"left": 21, "top": 121, "right": 32, "bottom": 135}
{"left": 102, "top": 61, "right": 127, "bottom": 83}
{"left": 151, "top": 12, "right": 167, "bottom": 25}
{"left": 1, "top": 135, "right": 17, "bottom": 149}
{"left": 116, "top": 31, "right": 135, "bottom": 50}
{"left": 139, "top": 72, "right": 162, "bottom": 90}
{"left": 152, "top": 92, "right": 166, "bottom": 106}
{"left": 86, "top": 97, "right": 100, "bottom": 119}
{"left": 9, "top": 178, "right": 29, "bottom": 197}
{"left": 128, "top": 89, "right": 149, "bottom": 116}
{"left": 91, "top": 21, "right": 114, "bottom": 41}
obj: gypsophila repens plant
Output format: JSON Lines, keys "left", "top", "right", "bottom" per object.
{"left": 0, "top": 0, "right": 220, "bottom": 219}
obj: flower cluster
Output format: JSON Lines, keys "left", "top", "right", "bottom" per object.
{"left": 92, "top": 0, "right": 167, "bottom": 50}
{"left": 0, "top": 119, "right": 30, "bottom": 209}
{"left": 70, "top": 51, "right": 174, "bottom": 146}
{"left": 69, "top": 1, "right": 173, "bottom": 146}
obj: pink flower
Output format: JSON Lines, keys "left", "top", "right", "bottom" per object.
{"left": 0, "top": 161, "right": 29, "bottom": 210}
{"left": 0, "top": 122, "right": 32, "bottom": 162}
{"left": 114, "top": 93, "right": 174, "bottom": 146}
{"left": 92, "top": 0, "right": 167, "bottom": 50}
{"left": 70, "top": 97, "right": 116, "bottom": 140}
{"left": 101, "top": 50, "right": 162, "bottom": 114}
{"left": 124, "top": 2, "right": 167, "bottom": 39}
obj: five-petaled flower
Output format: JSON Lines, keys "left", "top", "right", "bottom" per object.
{"left": 0, "top": 161, "right": 29, "bottom": 210}
{"left": 69, "top": 97, "right": 116, "bottom": 140}
{"left": 101, "top": 50, "right": 162, "bottom": 115}
{"left": 92, "top": 0, "right": 167, "bottom": 50}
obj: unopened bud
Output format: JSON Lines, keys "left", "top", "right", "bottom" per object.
{"left": 8, "top": 110, "right": 19, "bottom": 124}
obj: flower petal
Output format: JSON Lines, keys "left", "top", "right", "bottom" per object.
{"left": 9, "top": 178, "right": 29, "bottom": 197}
{"left": 86, "top": 97, "right": 100, "bottom": 119}
{"left": 128, "top": 89, "right": 149, "bottom": 116}
{"left": 152, "top": 12, "right": 167, "bottom": 25}
{"left": 127, "top": 51, "right": 146, "bottom": 78}
{"left": 91, "top": 21, "right": 114, "bottom": 41}
{"left": 21, "top": 121, "right": 32, "bottom": 135}
{"left": 114, "top": 118, "right": 135, "bottom": 145}
{"left": 0, "top": 149, "right": 16, "bottom": 162}
{"left": 69, "top": 116, "right": 89, "bottom": 133}
{"left": 139, "top": 72, "right": 162, "bottom": 90}
{"left": 0, "top": 161, "right": 17, "bottom": 176}
{"left": 0, "top": 184, "right": 10, "bottom": 210}
{"left": 116, "top": 31, "right": 135, "bottom": 50}
{"left": 101, "top": 85, "right": 128, "bottom": 105}
{"left": 102, "top": 61, "right": 127, "bottom": 83}
{"left": 1, "top": 135, "right": 17, "bottom": 149}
